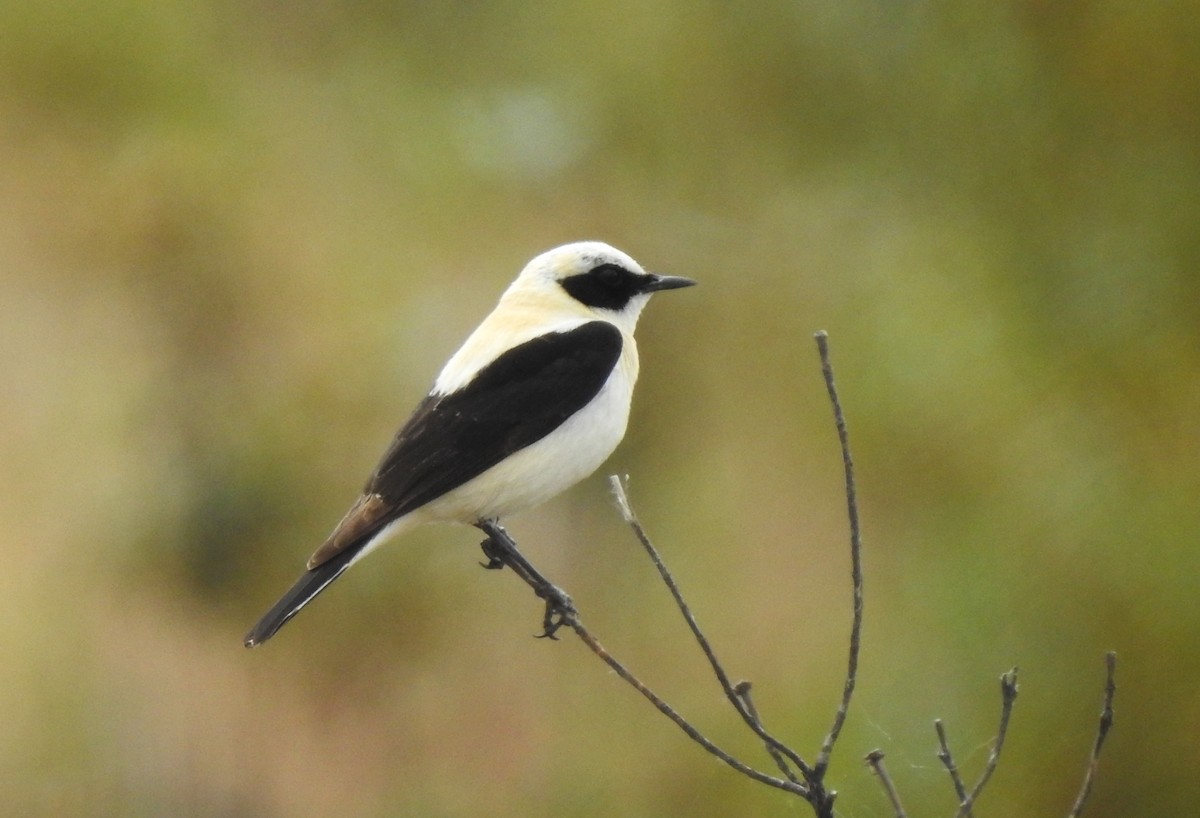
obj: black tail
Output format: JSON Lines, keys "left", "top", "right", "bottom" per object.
{"left": 243, "top": 545, "right": 363, "bottom": 647}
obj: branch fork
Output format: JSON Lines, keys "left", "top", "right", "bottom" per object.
{"left": 475, "top": 331, "right": 1117, "bottom": 818}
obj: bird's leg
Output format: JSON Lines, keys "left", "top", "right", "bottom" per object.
{"left": 476, "top": 519, "right": 576, "bottom": 639}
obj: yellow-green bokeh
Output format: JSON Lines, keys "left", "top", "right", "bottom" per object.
{"left": 2, "top": 2, "right": 1197, "bottom": 816}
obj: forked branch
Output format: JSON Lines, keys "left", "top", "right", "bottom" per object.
{"left": 914, "top": 658, "right": 1117, "bottom": 818}
{"left": 954, "top": 668, "right": 1020, "bottom": 818}
{"left": 476, "top": 519, "right": 807, "bottom": 798}
{"left": 934, "top": 719, "right": 972, "bottom": 817}
{"left": 609, "top": 475, "right": 818, "bottom": 789}
{"left": 481, "top": 330, "right": 1117, "bottom": 818}
{"left": 481, "top": 331, "right": 862, "bottom": 816}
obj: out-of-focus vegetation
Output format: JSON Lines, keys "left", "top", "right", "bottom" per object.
{"left": 2, "top": 2, "right": 1197, "bottom": 815}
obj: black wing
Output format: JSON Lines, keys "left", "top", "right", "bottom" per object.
{"left": 244, "top": 321, "right": 622, "bottom": 647}
{"left": 366, "top": 320, "right": 623, "bottom": 519}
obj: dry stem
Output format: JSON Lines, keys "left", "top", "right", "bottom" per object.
{"left": 1067, "top": 651, "right": 1118, "bottom": 818}
{"left": 866, "top": 749, "right": 908, "bottom": 818}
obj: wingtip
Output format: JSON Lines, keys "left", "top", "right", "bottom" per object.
{"left": 243, "top": 549, "right": 362, "bottom": 651}
{"left": 243, "top": 625, "right": 270, "bottom": 648}
{"left": 244, "top": 613, "right": 290, "bottom": 648}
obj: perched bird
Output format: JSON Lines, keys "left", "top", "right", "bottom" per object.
{"left": 244, "top": 241, "right": 695, "bottom": 646}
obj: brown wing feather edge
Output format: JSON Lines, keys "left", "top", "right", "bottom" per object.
{"left": 306, "top": 493, "right": 391, "bottom": 570}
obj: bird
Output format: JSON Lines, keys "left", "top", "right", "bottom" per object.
{"left": 244, "top": 241, "right": 695, "bottom": 647}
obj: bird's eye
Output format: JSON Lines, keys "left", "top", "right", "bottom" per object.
{"left": 593, "top": 264, "right": 624, "bottom": 287}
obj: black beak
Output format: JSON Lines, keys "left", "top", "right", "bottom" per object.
{"left": 643, "top": 273, "right": 697, "bottom": 292}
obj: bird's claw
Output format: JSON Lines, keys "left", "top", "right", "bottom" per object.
{"left": 536, "top": 586, "right": 576, "bottom": 639}
{"left": 477, "top": 522, "right": 575, "bottom": 638}
{"left": 478, "top": 534, "right": 505, "bottom": 570}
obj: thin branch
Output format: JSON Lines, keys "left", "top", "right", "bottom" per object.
{"left": 934, "top": 719, "right": 973, "bottom": 818}
{"left": 736, "top": 680, "right": 803, "bottom": 786}
{"left": 568, "top": 614, "right": 807, "bottom": 797}
{"left": 475, "top": 520, "right": 808, "bottom": 799}
{"left": 1067, "top": 651, "right": 1118, "bottom": 818}
{"left": 812, "top": 330, "right": 865, "bottom": 777}
{"left": 601, "top": 329, "right": 865, "bottom": 817}
{"left": 866, "top": 749, "right": 908, "bottom": 818}
{"left": 469, "top": 329, "right": 1119, "bottom": 818}
{"left": 955, "top": 668, "right": 1020, "bottom": 818}
{"left": 609, "top": 476, "right": 818, "bottom": 788}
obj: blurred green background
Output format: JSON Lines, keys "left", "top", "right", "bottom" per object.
{"left": 2, "top": 2, "right": 1197, "bottom": 816}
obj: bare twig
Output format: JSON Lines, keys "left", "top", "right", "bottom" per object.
{"left": 735, "top": 680, "right": 803, "bottom": 785}
{"left": 475, "top": 329, "right": 1116, "bottom": 818}
{"left": 609, "top": 476, "right": 817, "bottom": 788}
{"left": 812, "top": 330, "right": 865, "bottom": 778}
{"left": 934, "top": 719, "right": 973, "bottom": 817}
{"left": 476, "top": 520, "right": 808, "bottom": 799}
{"left": 476, "top": 323, "right": 871, "bottom": 818}
{"left": 568, "top": 615, "right": 807, "bottom": 796}
{"left": 600, "top": 331, "right": 861, "bottom": 818}
{"left": 955, "top": 668, "right": 1020, "bottom": 818}
{"left": 866, "top": 749, "right": 908, "bottom": 818}
{"left": 1067, "top": 651, "right": 1118, "bottom": 818}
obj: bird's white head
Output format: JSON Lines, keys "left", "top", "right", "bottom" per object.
{"left": 503, "top": 241, "right": 695, "bottom": 334}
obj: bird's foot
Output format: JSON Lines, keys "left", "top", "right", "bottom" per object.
{"left": 535, "top": 584, "right": 576, "bottom": 640}
{"left": 476, "top": 519, "right": 576, "bottom": 639}
{"left": 478, "top": 531, "right": 506, "bottom": 570}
